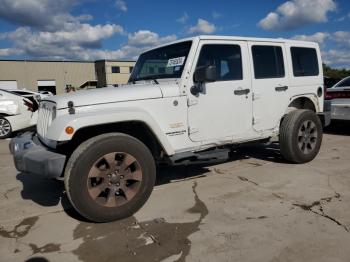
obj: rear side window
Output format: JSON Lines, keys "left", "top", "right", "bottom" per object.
{"left": 196, "top": 44, "right": 243, "bottom": 81}
{"left": 291, "top": 47, "right": 319, "bottom": 77}
{"left": 252, "top": 46, "right": 285, "bottom": 79}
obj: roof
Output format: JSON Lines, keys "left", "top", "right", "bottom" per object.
{"left": 0, "top": 59, "right": 136, "bottom": 63}
{"left": 142, "top": 35, "right": 319, "bottom": 54}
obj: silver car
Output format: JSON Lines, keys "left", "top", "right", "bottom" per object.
{"left": 326, "top": 76, "right": 350, "bottom": 120}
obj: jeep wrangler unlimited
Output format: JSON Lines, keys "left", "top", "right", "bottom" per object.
{"left": 10, "top": 36, "right": 331, "bottom": 222}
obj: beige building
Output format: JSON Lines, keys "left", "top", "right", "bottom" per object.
{"left": 0, "top": 59, "right": 135, "bottom": 95}
{"left": 95, "top": 60, "right": 135, "bottom": 88}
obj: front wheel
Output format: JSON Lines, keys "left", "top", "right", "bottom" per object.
{"left": 0, "top": 117, "right": 12, "bottom": 139}
{"left": 279, "top": 110, "right": 323, "bottom": 164}
{"left": 64, "top": 133, "right": 156, "bottom": 222}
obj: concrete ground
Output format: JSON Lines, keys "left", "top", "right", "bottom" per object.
{"left": 1, "top": 121, "right": 350, "bottom": 262}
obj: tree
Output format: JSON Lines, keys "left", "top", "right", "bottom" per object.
{"left": 323, "top": 64, "right": 350, "bottom": 80}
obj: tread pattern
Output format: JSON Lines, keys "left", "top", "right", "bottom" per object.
{"left": 279, "top": 109, "right": 322, "bottom": 163}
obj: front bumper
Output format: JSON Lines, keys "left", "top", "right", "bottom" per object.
{"left": 9, "top": 132, "right": 66, "bottom": 178}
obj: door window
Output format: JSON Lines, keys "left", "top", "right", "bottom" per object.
{"left": 196, "top": 44, "right": 243, "bottom": 81}
{"left": 252, "top": 45, "right": 285, "bottom": 79}
{"left": 291, "top": 47, "right": 319, "bottom": 77}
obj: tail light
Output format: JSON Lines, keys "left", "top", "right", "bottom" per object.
{"left": 325, "top": 89, "right": 350, "bottom": 100}
{"left": 23, "top": 99, "right": 34, "bottom": 112}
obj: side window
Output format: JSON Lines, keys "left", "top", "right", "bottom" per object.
{"left": 291, "top": 47, "right": 319, "bottom": 77}
{"left": 196, "top": 44, "right": 243, "bottom": 81}
{"left": 252, "top": 45, "right": 285, "bottom": 79}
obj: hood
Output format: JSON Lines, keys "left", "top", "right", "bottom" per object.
{"left": 46, "top": 83, "right": 170, "bottom": 109}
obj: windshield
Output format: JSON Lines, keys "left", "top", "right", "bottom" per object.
{"left": 129, "top": 41, "right": 192, "bottom": 83}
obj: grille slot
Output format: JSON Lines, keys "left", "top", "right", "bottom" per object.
{"left": 37, "top": 101, "right": 56, "bottom": 138}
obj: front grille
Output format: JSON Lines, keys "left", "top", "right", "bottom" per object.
{"left": 37, "top": 101, "right": 56, "bottom": 138}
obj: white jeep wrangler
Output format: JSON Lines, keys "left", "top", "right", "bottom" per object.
{"left": 10, "top": 36, "right": 331, "bottom": 222}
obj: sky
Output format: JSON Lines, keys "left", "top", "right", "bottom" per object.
{"left": 0, "top": 0, "right": 349, "bottom": 68}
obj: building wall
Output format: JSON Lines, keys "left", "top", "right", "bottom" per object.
{"left": 95, "top": 60, "right": 107, "bottom": 88}
{"left": 0, "top": 60, "right": 96, "bottom": 94}
{"left": 104, "top": 61, "right": 135, "bottom": 86}
{"left": 0, "top": 59, "right": 137, "bottom": 94}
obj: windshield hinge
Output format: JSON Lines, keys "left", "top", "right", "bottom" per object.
{"left": 187, "top": 98, "right": 198, "bottom": 107}
{"left": 189, "top": 127, "right": 199, "bottom": 134}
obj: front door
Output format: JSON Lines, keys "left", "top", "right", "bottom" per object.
{"left": 187, "top": 41, "right": 252, "bottom": 143}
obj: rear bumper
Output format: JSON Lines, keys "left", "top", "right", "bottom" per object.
{"left": 9, "top": 132, "right": 66, "bottom": 178}
{"left": 331, "top": 99, "right": 350, "bottom": 121}
{"left": 318, "top": 100, "right": 331, "bottom": 127}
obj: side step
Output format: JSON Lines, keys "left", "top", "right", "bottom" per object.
{"left": 169, "top": 148, "right": 230, "bottom": 165}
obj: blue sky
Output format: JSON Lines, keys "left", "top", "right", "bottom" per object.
{"left": 0, "top": 0, "right": 349, "bottom": 68}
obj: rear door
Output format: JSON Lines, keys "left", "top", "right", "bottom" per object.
{"left": 248, "top": 42, "right": 290, "bottom": 132}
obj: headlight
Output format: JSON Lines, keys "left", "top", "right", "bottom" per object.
{"left": 0, "top": 100, "right": 19, "bottom": 115}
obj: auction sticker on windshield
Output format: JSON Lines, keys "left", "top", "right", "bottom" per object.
{"left": 167, "top": 56, "right": 186, "bottom": 67}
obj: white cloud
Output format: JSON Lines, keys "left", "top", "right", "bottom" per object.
{"left": 0, "top": 0, "right": 81, "bottom": 31}
{"left": 177, "top": 12, "right": 189, "bottom": 23}
{"left": 127, "top": 30, "right": 177, "bottom": 47}
{"left": 188, "top": 19, "right": 216, "bottom": 34}
{"left": 291, "top": 31, "right": 350, "bottom": 68}
{"left": 0, "top": 48, "right": 22, "bottom": 57}
{"left": 292, "top": 32, "right": 330, "bottom": 45}
{"left": 322, "top": 49, "right": 350, "bottom": 69}
{"left": 0, "top": 26, "right": 177, "bottom": 60}
{"left": 115, "top": 0, "right": 127, "bottom": 12}
{"left": 258, "top": 0, "right": 337, "bottom": 31}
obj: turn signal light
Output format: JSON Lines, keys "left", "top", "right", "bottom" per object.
{"left": 65, "top": 126, "right": 74, "bottom": 135}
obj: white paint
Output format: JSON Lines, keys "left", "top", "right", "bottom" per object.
{"left": 38, "top": 35, "right": 324, "bottom": 156}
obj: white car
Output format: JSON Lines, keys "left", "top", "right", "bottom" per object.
{"left": 0, "top": 90, "right": 37, "bottom": 138}
{"left": 10, "top": 35, "right": 330, "bottom": 222}
{"left": 8, "top": 89, "right": 53, "bottom": 100}
{"left": 326, "top": 76, "right": 350, "bottom": 120}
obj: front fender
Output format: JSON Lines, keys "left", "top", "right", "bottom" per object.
{"left": 46, "top": 107, "right": 175, "bottom": 155}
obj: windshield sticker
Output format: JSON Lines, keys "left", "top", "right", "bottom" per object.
{"left": 174, "top": 66, "right": 181, "bottom": 71}
{"left": 167, "top": 56, "right": 186, "bottom": 67}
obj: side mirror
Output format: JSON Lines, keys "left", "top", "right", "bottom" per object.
{"left": 193, "top": 65, "right": 217, "bottom": 83}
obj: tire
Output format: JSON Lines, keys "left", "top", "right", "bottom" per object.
{"left": 64, "top": 133, "right": 156, "bottom": 222}
{"left": 279, "top": 109, "right": 322, "bottom": 164}
{"left": 0, "top": 117, "right": 12, "bottom": 139}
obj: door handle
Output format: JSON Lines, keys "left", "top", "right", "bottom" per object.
{"left": 275, "top": 85, "right": 288, "bottom": 92}
{"left": 234, "top": 89, "right": 250, "bottom": 95}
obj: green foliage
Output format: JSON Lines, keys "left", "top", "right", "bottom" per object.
{"left": 323, "top": 64, "right": 350, "bottom": 80}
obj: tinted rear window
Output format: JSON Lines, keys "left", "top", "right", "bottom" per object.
{"left": 291, "top": 47, "right": 319, "bottom": 77}
{"left": 252, "top": 46, "right": 285, "bottom": 79}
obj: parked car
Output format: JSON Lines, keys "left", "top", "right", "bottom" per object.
{"left": 324, "top": 76, "right": 341, "bottom": 89}
{"left": 0, "top": 90, "right": 37, "bottom": 138}
{"left": 10, "top": 35, "right": 330, "bottom": 222}
{"left": 38, "top": 90, "right": 54, "bottom": 96}
{"left": 325, "top": 76, "right": 350, "bottom": 120}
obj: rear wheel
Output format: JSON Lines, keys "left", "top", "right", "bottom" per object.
{"left": 279, "top": 110, "right": 322, "bottom": 163}
{"left": 0, "top": 117, "right": 12, "bottom": 139}
{"left": 64, "top": 133, "right": 156, "bottom": 222}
